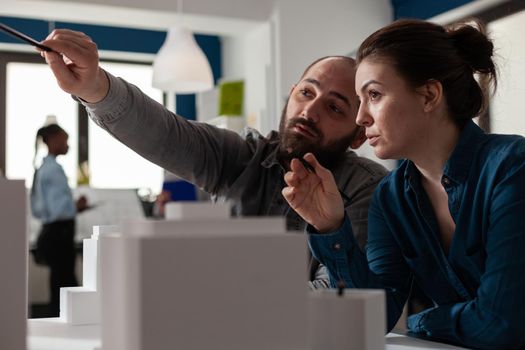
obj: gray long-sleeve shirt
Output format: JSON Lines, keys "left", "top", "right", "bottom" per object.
{"left": 81, "top": 71, "right": 388, "bottom": 286}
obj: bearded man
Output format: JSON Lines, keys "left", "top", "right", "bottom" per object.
{"left": 42, "top": 29, "right": 387, "bottom": 287}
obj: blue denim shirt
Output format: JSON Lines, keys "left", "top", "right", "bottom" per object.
{"left": 308, "top": 121, "right": 525, "bottom": 349}
{"left": 31, "top": 155, "right": 76, "bottom": 224}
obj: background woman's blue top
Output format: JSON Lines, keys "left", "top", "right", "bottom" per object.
{"left": 308, "top": 120, "right": 525, "bottom": 349}
{"left": 31, "top": 155, "right": 76, "bottom": 224}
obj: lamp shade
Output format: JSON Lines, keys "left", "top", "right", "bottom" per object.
{"left": 152, "top": 27, "right": 214, "bottom": 93}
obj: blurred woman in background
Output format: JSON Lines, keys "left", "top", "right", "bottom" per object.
{"left": 31, "top": 123, "right": 88, "bottom": 316}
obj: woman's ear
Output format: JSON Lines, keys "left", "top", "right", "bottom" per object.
{"left": 418, "top": 79, "right": 443, "bottom": 113}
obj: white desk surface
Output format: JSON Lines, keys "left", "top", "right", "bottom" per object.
{"left": 28, "top": 318, "right": 466, "bottom": 350}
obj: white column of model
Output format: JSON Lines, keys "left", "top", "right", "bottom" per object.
{"left": 0, "top": 179, "right": 27, "bottom": 350}
{"left": 100, "top": 201, "right": 308, "bottom": 350}
{"left": 59, "top": 225, "right": 118, "bottom": 325}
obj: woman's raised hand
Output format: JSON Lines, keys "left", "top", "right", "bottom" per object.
{"left": 282, "top": 153, "right": 345, "bottom": 233}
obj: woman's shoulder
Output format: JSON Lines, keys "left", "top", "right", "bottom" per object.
{"left": 482, "top": 133, "right": 525, "bottom": 154}
{"left": 478, "top": 133, "right": 525, "bottom": 168}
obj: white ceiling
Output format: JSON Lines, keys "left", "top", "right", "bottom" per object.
{"left": 1, "top": 0, "right": 275, "bottom": 36}
{"left": 59, "top": 0, "right": 276, "bottom": 21}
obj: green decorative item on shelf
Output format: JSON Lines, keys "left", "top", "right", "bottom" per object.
{"left": 218, "top": 80, "right": 244, "bottom": 117}
{"left": 77, "top": 161, "right": 90, "bottom": 186}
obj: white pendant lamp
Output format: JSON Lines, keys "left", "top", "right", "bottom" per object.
{"left": 152, "top": 26, "right": 214, "bottom": 93}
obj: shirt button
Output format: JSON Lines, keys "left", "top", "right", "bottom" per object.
{"left": 441, "top": 176, "right": 451, "bottom": 186}
{"left": 333, "top": 243, "right": 342, "bottom": 251}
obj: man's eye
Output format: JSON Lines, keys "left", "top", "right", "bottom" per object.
{"left": 300, "top": 89, "right": 312, "bottom": 97}
{"left": 330, "top": 104, "right": 342, "bottom": 114}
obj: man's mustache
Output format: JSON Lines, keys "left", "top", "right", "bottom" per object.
{"left": 286, "top": 118, "right": 321, "bottom": 139}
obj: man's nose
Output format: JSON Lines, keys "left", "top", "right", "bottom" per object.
{"left": 300, "top": 99, "right": 321, "bottom": 123}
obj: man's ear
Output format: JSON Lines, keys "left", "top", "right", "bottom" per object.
{"left": 418, "top": 79, "right": 443, "bottom": 113}
{"left": 350, "top": 127, "right": 367, "bottom": 149}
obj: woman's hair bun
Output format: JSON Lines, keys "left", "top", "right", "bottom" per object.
{"left": 447, "top": 21, "right": 495, "bottom": 75}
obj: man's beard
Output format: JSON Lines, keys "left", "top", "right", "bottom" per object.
{"left": 277, "top": 105, "right": 358, "bottom": 170}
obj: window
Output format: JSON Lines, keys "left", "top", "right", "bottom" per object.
{"left": 2, "top": 54, "right": 164, "bottom": 195}
{"left": 488, "top": 10, "right": 525, "bottom": 136}
{"left": 5, "top": 62, "right": 78, "bottom": 188}
{"left": 88, "top": 61, "right": 164, "bottom": 194}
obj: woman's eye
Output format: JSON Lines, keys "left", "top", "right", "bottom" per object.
{"left": 369, "top": 90, "right": 381, "bottom": 101}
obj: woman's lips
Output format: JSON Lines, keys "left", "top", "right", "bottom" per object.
{"left": 367, "top": 135, "right": 380, "bottom": 146}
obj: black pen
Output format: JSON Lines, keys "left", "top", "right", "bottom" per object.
{"left": 299, "top": 157, "right": 315, "bottom": 173}
{"left": 298, "top": 156, "right": 352, "bottom": 208}
{"left": 0, "top": 22, "right": 54, "bottom": 52}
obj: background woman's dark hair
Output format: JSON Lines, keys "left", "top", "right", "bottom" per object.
{"left": 34, "top": 123, "right": 65, "bottom": 166}
{"left": 32, "top": 123, "right": 65, "bottom": 192}
{"left": 36, "top": 124, "right": 64, "bottom": 145}
{"left": 356, "top": 19, "right": 497, "bottom": 126}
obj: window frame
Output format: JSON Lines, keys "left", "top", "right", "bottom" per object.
{"left": 438, "top": 0, "right": 525, "bottom": 133}
{"left": 0, "top": 51, "right": 163, "bottom": 182}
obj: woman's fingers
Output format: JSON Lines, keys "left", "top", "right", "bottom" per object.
{"left": 289, "top": 158, "right": 309, "bottom": 179}
{"left": 281, "top": 186, "right": 294, "bottom": 201}
{"left": 303, "top": 153, "right": 339, "bottom": 194}
{"left": 303, "top": 153, "right": 328, "bottom": 178}
{"left": 282, "top": 186, "right": 300, "bottom": 209}
{"left": 284, "top": 170, "right": 302, "bottom": 187}
{"left": 282, "top": 154, "right": 345, "bottom": 233}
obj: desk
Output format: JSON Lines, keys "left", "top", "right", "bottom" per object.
{"left": 28, "top": 318, "right": 467, "bottom": 350}
{"left": 385, "top": 332, "right": 466, "bottom": 349}
{"left": 28, "top": 319, "right": 100, "bottom": 350}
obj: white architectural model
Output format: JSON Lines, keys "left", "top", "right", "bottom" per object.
{"left": 99, "top": 202, "right": 308, "bottom": 350}
{"left": 308, "top": 289, "right": 386, "bottom": 350}
{"left": 59, "top": 225, "right": 118, "bottom": 325}
{"left": 0, "top": 179, "right": 27, "bottom": 350}
{"left": 34, "top": 201, "right": 386, "bottom": 350}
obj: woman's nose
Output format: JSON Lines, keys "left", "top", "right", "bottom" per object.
{"left": 356, "top": 104, "right": 372, "bottom": 127}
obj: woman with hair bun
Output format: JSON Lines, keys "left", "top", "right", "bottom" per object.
{"left": 283, "top": 19, "right": 525, "bottom": 349}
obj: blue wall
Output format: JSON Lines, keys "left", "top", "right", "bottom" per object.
{"left": 392, "top": 0, "right": 474, "bottom": 20}
{"left": 0, "top": 16, "right": 222, "bottom": 121}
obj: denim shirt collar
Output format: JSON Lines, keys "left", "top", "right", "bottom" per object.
{"left": 43, "top": 154, "right": 57, "bottom": 163}
{"left": 404, "top": 120, "right": 486, "bottom": 189}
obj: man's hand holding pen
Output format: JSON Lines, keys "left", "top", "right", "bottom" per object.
{"left": 40, "top": 29, "right": 110, "bottom": 104}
